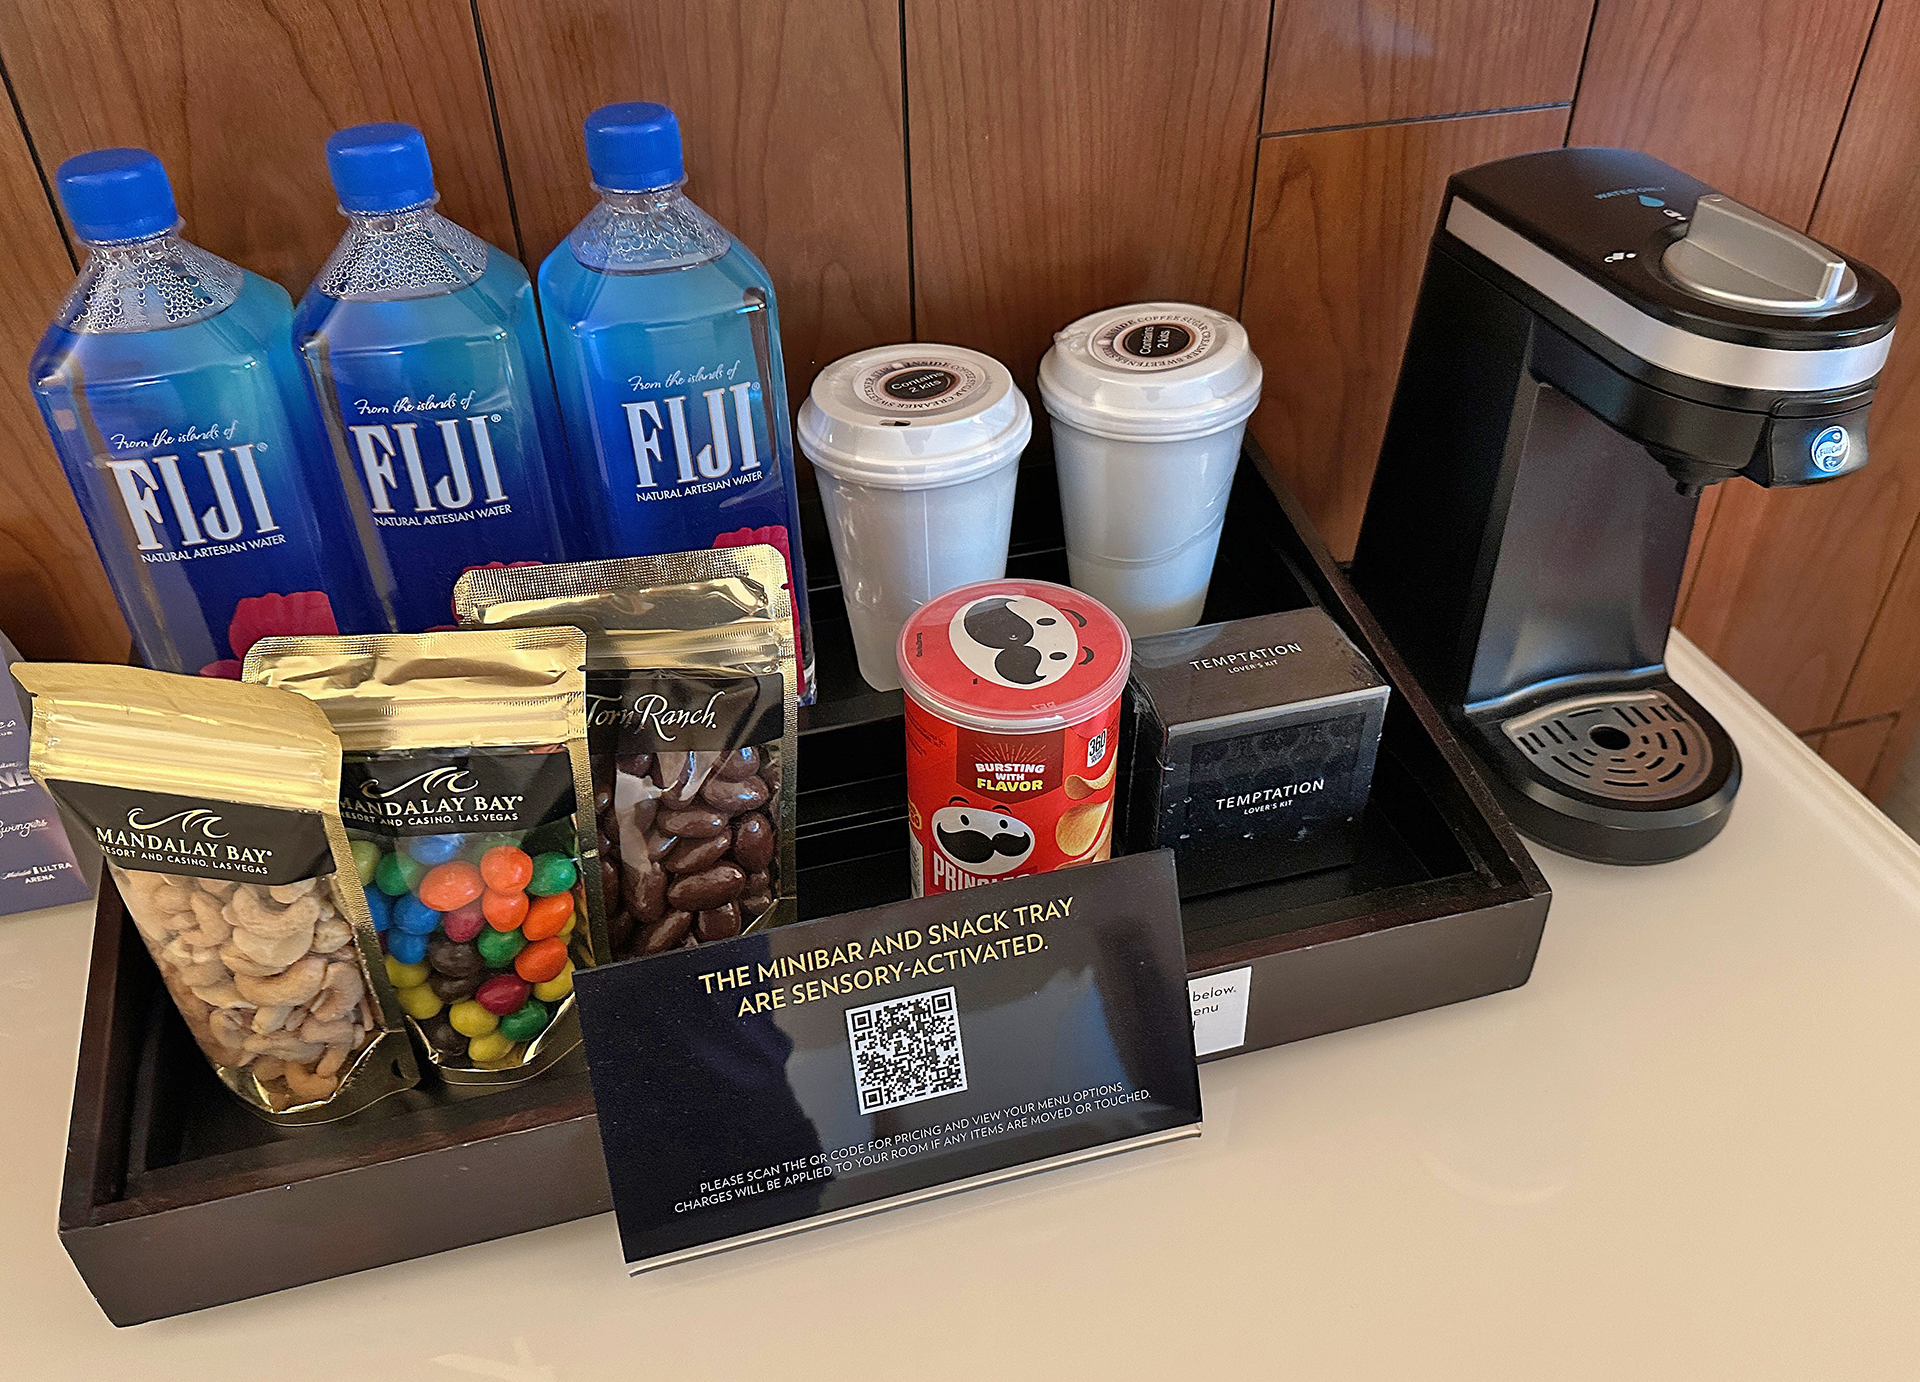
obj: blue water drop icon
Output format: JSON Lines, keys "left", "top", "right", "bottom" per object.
{"left": 1639, "top": 195, "right": 1666, "bottom": 208}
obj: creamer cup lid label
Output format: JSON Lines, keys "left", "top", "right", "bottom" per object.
{"left": 1090, "top": 309, "right": 1221, "bottom": 371}
{"left": 859, "top": 355, "right": 989, "bottom": 413}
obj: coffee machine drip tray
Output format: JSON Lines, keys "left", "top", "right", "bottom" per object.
{"left": 1501, "top": 690, "right": 1713, "bottom": 802}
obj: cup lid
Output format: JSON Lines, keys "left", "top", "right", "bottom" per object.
{"left": 1037, "top": 302, "right": 1263, "bottom": 441}
{"left": 897, "top": 578, "right": 1131, "bottom": 732}
{"left": 798, "top": 344, "right": 1031, "bottom": 489}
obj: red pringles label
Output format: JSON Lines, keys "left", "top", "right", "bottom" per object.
{"left": 905, "top": 698, "right": 1120, "bottom": 896}
{"left": 956, "top": 727, "right": 1063, "bottom": 802}
{"left": 898, "top": 579, "right": 1130, "bottom": 899}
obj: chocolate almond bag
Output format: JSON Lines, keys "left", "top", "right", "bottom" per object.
{"left": 454, "top": 545, "right": 797, "bottom": 961}
{"left": 244, "top": 628, "right": 597, "bottom": 1084}
{"left": 18, "top": 664, "right": 419, "bottom": 1123}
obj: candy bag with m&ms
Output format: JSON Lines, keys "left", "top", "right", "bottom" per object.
{"left": 245, "top": 627, "right": 598, "bottom": 1083}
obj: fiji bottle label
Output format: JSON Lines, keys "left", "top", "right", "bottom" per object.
{"left": 91, "top": 414, "right": 360, "bottom": 674}
{"left": 601, "top": 352, "right": 805, "bottom": 622}
{"left": 323, "top": 350, "right": 567, "bottom": 631}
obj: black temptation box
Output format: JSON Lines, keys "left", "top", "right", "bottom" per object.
{"left": 1124, "top": 609, "right": 1388, "bottom": 899}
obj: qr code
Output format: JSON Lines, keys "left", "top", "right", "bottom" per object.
{"left": 1087, "top": 728, "right": 1108, "bottom": 769}
{"left": 846, "top": 987, "right": 968, "bottom": 1113}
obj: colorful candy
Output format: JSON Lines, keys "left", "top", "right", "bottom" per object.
{"left": 466, "top": 1031, "right": 513, "bottom": 1063}
{"left": 392, "top": 893, "right": 441, "bottom": 935}
{"left": 440, "top": 900, "right": 485, "bottom": 943}
{"left": 418, "top": 860, "right": 484, "bottom": 911}
{"left": 374, "top": 851, "right": 426, "bottom": 897}
{"left": 386, "top": 956, "right": 429, "bottom": 988}
{"left": 398, "top": 985, "right": 444, "bottom": 1020}
{"left": 480, "top": 845, "right": 534, "bottom": 892}
{"left": 499, "top": 1001, "right": 550, "bottom": 1042}
{"left": 523, "top": 892, "right": 572, "bottom": 940}
{"left": 448, "top": 999, "right": 498, "bottom": 1037}
{"left": 405, "top": 832, "right": 467, "bottom": 865}
{"left": 475, "top": 925, "right": 526, "bottom": 968}
{"left": 352, "top": 838, "right": 381, "bottom": 885}
{"left": 528, "top": 852, "right": 577, "bottom": 896}
{"left": 482, "top": 888, "right": 529, "bottom": 931}
{"left": 353, "top": 825, "right": 585, "bottom": 1071}
{"left": 475, "top": 973, "right": 532, "bottom": 1015}
{"left": 515, "top": 936, "right": 569, "bottom": 984}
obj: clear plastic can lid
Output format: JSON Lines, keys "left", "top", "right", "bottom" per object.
{"left": 896, "top": 578, "right": 1132, "bottom": 732}
{"left": 1037, "top": 302, "right": 1263, "bottom": 442}
{"left": 798, "top": 344, "right": 1031, "bottom": 490}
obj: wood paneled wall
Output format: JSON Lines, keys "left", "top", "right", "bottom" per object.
{"left": 3, "top": 0, "right": 1919, "bottom": 796}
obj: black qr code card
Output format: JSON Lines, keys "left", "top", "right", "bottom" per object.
{"left": 573, "top": 849, "right": 1198, "bottom": 1270}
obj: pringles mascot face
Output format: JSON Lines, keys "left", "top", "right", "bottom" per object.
{"left": 947, "top": 594, "right": 1095, "bottom": 688}
{"left": 929, "top": 799, "right": 1034, "bottom": 875}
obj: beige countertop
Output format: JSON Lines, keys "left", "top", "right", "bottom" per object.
{"left": 3, "top": 633, "right": 1918, "bottom": 1379}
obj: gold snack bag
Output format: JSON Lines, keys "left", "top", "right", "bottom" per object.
{"left": 245, "top": 627, "right": 597, "bottom": 1084}
{"left": 454, "top": 545, "right": 797, "bottom": 962}
{"left": 17, "top": 664, "right": 419, "bottom": 1123}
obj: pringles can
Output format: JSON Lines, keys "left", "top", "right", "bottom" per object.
{"left": 897, "top": 579, "right": 1130, "bottom": 895}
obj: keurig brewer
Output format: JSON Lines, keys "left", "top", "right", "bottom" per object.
{"left": 1352, "top": 147, "right": 1899, "bottom": 864}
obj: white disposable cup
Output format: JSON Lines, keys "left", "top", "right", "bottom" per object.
{"left": 1039, "top": 303, "right": 1262, "bottom": 637}
{"left": 798, "top": 346, "right": 1031, "bottom": 691}
{"left": 813, "top": 462, "right": 1020, "bottom": 690}
{"left": 1049, "top": 413, "right": 1246, "bottom": 635}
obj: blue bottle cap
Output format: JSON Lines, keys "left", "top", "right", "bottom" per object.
{"left": 583, "top": 102, "right": 684, "bottom": 192}
{"left": 56, "top": 148, "right": 179, "bottom": 243}
{"left": 326, "top": 122, "right": 437, "bottom": 213}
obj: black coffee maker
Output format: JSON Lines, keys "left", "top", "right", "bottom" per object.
{"left": 1352, "top": 148, "right": 1899, "bottom": 864}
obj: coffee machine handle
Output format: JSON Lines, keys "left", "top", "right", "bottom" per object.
{"left": 1665, "top": 195, "right": 1858, "bottom": 315}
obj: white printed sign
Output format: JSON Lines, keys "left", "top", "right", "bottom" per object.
{"left": 1188, "top": 967, "right": 1252, "bottom": 1057}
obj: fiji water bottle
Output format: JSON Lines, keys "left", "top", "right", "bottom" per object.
{"left": 30, "top": 149, "right": 387, "bottom": 675}
{"left": 295, "top": 123, "right": 576, "bottom": 631}
{"left": 539, "top": 102, "right": 815, "bottom": 698}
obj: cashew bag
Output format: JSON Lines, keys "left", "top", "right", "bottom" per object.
{"left": 18, "top": 664, "right": 419, "bottom": 1123}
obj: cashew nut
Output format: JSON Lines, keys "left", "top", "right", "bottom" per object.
{"left": 229, "top": 887, "right": 323, "bottom": 940}
{"left": 298, "top": 1015, "right": 356, "bottom": 1046}
{"left": 179, "top": 953, "right": 232, "bottom": 988}
{"left": 311, "top": 916, "right": 352, "bottom": 953}
{"left": 184, "top": 892, "right": 232, "bottom": 946}
{"left": 268, "top": 878, "right": 319, "bottom": 904}
{"left": 229, "top": 922, "right": 314, "bottom": 971}
{"left": 189, "top": 981, "right": 246, "bottom": 1009}
{"left": 315, "top": 1043, "right": 351, "bottom": 1079}
{"left": 310, "top": 962, "right": 365, "bottom": 1022}
{"left": 233, "top": 954, "right": 327, "bottom": 1008}
{"left": 283, "top": 1064, "right": 339, "bottom": 1102}
{"left": 242, "top": 1031, "right": 324, "bottom": 1062}
{"left": 251, "top": 1004, "right": 293, "bottom": 1035}
{"left": 251, "top": 1056, "right": 287, "bottom": 1083}
{"left": 220, "top": 944, "right": 287, "bottom": 978}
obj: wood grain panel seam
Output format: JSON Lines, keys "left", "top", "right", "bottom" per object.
{"left": 1832, "top": 497, "right": 1920, "bottom": 718}
{"left": 1804, "top": 711, "right": 1897, "bottom": 738}
{"left": 1564, "top": 0, "right": 1604, "bottom": 130}
{"left": 1261, "top": 101, "right": 1572, "bottom": 141}
{"left": 0, "top": 45, "right": 73, "bottom": 273}
{"left": 898, "top": 0, "right": 916, "bottom": 339}
{"left": 466, "top": 0, "right": 527, "bottom": 266}
{"left": 1805, "top": 0, "right": 1888, "bottom": 232}
{"left": 1237, "top": 0, "right": 1279, "bottom": 315}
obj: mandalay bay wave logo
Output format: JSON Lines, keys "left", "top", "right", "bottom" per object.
{"left": 124, "top": 806, "right": 228, "bottom": 839}
{"left": 357, "top": 766, "right": 479, "bottom": 800}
